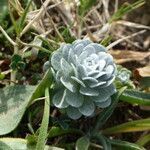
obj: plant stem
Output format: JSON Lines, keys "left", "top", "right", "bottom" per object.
{"left": 0, "top": 25, "right": 17, "bottom": 46}
{"left": 10, "top": 41, "right": 19, "bottom": 85}
{"left": 0, "top": 25, "right": 19, "bottom": 84}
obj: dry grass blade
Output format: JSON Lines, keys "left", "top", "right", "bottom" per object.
{"left": 45, "top": 10, "right": 64, "bottom": 42}
{"left": 109, "top": 50, "right": 150, "bottom": 64}
{"left": 20, "top": 0, "right": 62, "bottom": 37}
{"left": 106, "top": 30, "right": 146, "bottom": 50}
{"left": 116, "top": 34, "right": 143, "bottom": 50}
{"left": 116, "top": 20, "right": 150, "bottom": 30}
{"left": 102, "top": 0, "right": 110, "bottom": 20}
{"left": 135, "top": 66, "right": 150, "bottom": 77}
{"left": 53, "top": 0, "right": 73, "bottom": 25}
{"left": 114, "top": 0, "right": 118, "bottom": 13}
{"left": 8, "top": 0, "right": 24, "bottom": 16}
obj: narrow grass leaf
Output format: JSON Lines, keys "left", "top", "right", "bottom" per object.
{"left": 48, "top": 127, "right": 83, "bottom": 138}
{"left": 136, "top": 134, "right": 150, "bottom": 146}
{"left": 19, "top": 0, "right": 33, "bottom": 33}
{"left": 108, "top": 139, "right": 145, "bottom": 150}
{"left": 120, "top": 89, "right": 150, "bottom": 106}
{"left": 102, "top": 118, "right": 150, "bottom": 134}
{"left": 36, "top": 87, "right": 50, "bottom": 150}
{"left": 109, "top": 0, "right": 145, "bottom": 23}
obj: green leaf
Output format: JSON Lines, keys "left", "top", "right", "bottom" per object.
{"left": 0, "top": 85, "right": 36, "bottom": 135}
{"left": 120, "top": 89, "right": 150, "bottom": 106}
{"left": 76, "top": 136, "right": 90, "bottom": 150}
{"left": 108, "top": 139, "right": 145, "bottom": 150}
{"left": 92, "top": 134, "right": 111, "bottom": 150}
{"left": 48, "top": 127, "right": 83, "bottom": 139}
{"left": 10, "top": 54, "right": 26, "bottom": 70}
{"left": 0, "top": 138, "right": 64, "bottom": 150}
{"left": 102, "top": 118, "right": 150, "bottom": 135}
{"left": 0, "top": 69, "right": 52, "bottom": 135}
{"left": 36, "top": 88, "right": 50, "bottom": 150}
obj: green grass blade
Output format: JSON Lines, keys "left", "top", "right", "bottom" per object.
{"left": 48, "top": 127, "right": 84, "bottom": 138}
{"left": 108, "top": 139, "right": 146, "bottom": 150}
{"left": 109, "top": 0, "right": 145, "bottom": 23}
{"left": 102, "top": 118, "right": 150, "bottom": 135}
{"left": 100, "top": 36, "right": 112, "bottom": 47}
{"left": 35, "top": 87, "right": 50, "bottom": 150}
{"left": 18, "top": 0, "right": 33, "bottom": 33}
{"left": 136, "top": 134, "right": 150, "bottom": 146}
{"left": 120, "top": 89, "right": 150, "bottom": 106}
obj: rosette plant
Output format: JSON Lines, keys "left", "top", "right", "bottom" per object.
{"left": 51, "top": 39, "right": 117, "bottom": 119}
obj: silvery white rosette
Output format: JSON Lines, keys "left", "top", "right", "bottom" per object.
{"left": 48, "top": 39, "right": 117, "bottom": 119}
